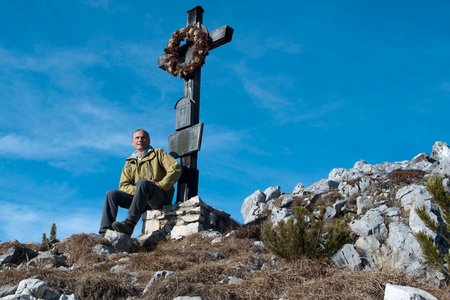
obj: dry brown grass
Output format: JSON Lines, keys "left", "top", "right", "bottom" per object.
{"left": 234, "top": 223, "right": 261, "bottom": 240}
{"left": 389, "top": 169, "right": 426, "bottom": 186}
{"left": 2, "top": 233, "right": 449, "bottom": 300}
{"left": 314, "top": 190, "right": 345, "bottom": 208}
{"left": 56, "top": 233, "right": 113, "bottom": 266}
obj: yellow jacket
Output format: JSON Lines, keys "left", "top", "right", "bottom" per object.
{"left": 119, "top": 147, "right": 182, "bottom": 200}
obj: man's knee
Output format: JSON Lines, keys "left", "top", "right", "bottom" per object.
{"left": 136, "top": 179, "right": 148, "bottom": 188}
{"left": 136, "top": 179, "right": 158, "bottom": 192}
{"left": 106, "top": 190, "right": 121, "bottom": 202}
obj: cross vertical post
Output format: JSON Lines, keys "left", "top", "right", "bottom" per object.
{"left": 177, "top": 6, "right": 203, "bottom": 203}
{"left": 160, "top": 6, "right": 233, "bottom": 203}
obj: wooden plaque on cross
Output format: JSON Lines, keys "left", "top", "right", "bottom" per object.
{"left": 158, "top": 6, "right": 233, "bottom": 203}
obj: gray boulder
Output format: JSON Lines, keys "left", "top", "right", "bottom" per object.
{"left": 382, "top": 222, "right": 425, "bottom": 278}
{"left": 93, "top": 244, "right": 118, "bottom": 256}
{"left": 0, "top": 285, "right": 17, "bottom": 297}
{"left": 0, "top": 246, "right": 38, "bottom": 267}
{"left": 104, "top": 230, "right": 131, "bottom": 252}
{"left": 332, "top": 244, "right": 362, "bottom": 271}
{"left": 142, "top": 270, "right": 176, "bottom": 295}
{"left": 27, "top": 252, "right": 68, "bottom": 269}
{"left": 292, "top": 182, "right": 305, "bottom": 195}
{"left": 431, "top": 141, "right": 450, "bottom": 176}
{"left": 15, "top": 278, "right": 60, "bottom": 300}
{"left": 349, "top": 209, "right": 387, "bottom": 239}
{"left": 305, "top": 179, "right": 339, "bottom": 194}
{"left": 264, "top": 186, "right": 281, "bottom": 201}
{"left": 338, "top": 176, "right": 372, "bottom": 198}
{"left": 354, "top": 235, "right": 381, "bottom": 268}
{"left": 396, "top": 185, "right": 432, "bottom": 212}
{"left": 384, "top": 283, "right": 438, "bottom": 300}
{"left": 241, "top": 190, "right": 267, "bottom": 224}
{"left": 0, "top": 295, "right": 36, "bottom": 300}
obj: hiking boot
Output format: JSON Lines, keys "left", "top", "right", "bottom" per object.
{"left": 112, "top": 220, "right": 135, "bottom": 236}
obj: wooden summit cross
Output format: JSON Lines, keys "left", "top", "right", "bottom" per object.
{"left": 158, "top": 6, "right": 233, "bottom": 203}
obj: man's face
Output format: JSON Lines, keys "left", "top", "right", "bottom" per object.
{"left": 132, "top": 131, "right": 150, "bottom": 152}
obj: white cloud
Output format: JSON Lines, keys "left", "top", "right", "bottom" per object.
{"left": 229, "top": 61, "right": 342, "bottom": 124}
{"left": 0, "top": 41, "right": 177, "bottom": 171}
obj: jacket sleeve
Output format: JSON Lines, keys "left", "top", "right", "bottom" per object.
{"left": 156, "top": 149, "right": 182, "bottom": 191}
{"left": 119, "top": 161, "right": 136, "bottom": 195}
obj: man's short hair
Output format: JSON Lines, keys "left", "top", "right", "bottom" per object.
{"left": 132, "top": 128, "right": 150, "bottom": 139}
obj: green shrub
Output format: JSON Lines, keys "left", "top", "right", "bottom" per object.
{"left": 261, "top": 206, "right": 350, "bottom": 260}
{"left": 415, "top": 175, "right": 450, "bottom": 281}
{"left": 41, "top": 223, "right": 58, "bottom": 251}
{"left": 50, "top": 223, "right": 57, "bottom": 242}
{"left": 41, "top": 233, "right": 49, "bottom": 251}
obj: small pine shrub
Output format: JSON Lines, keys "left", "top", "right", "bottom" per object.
{"left": 41, "top": 223, "right": 58, "bottom": 250}
{"left": 261, "top": 206, "right": 350, "bottom": 260}
{"left": 50, "top": 223, "right": 57, "bottom": 242}
{"left": 41, "top": 233, "right": 49, "bottom": 251}
{"left": 415, "top": 175, "right": 450, "bottom": 281}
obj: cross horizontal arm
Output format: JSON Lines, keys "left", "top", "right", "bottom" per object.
{"left": 209, "top": 25, "right": 234, "bottom": 49}
{"left": 158, "top": 25, "right": 234, "bottom": 70}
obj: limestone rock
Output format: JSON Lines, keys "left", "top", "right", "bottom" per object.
{"left": 292, "top": 182, "right": 305, "bottom": 195}
{"left": 384, "top": 283, "right": 438, "bottom": 300}
{"left": 0, "top": 295, "right": 36, "bottom": 300}
{"left": 27, "top": 251, "right": 68, "bottom": 269}
{"left": 264, "top": 186, "right": 281, "bottom": 201}
{"left": 0, "top": 246, "right": 38, "bottom": 267}
{"left": 137, "top": 231, "right": 166, "bottom": 247}
{"left": 104, "top": 230, "right": 131, "bottom": 252}
{"left": 382, "top": 222, "right": 425, "bottom": 278}
{"left": 353, "top": 160, "right": 378, "bottom": 175}
{"left": 305, "top": 179, "right": 339, "bottom": 194}
{"left": 280, "top": 195, "right": 295, "bottom": 207}
{"left": 338, "top": 176, "right": 372, "bottom": 198}
{"left": 332, "top": 244, "right": 362, "bottom": 271}
{"left": 59, "top": 295, "right": 79, "bottom": 300}
{"left": 431, "top": 141, "right": 450, "bottom": 161}
{"left": 408, "top": 198, "right": 438, "bottom": 239}
{"left": 241, "top": 190, "right": 267, "bottom": 224}
{"left": 396, "top": 185, "right": 432, "bottom": 212}
{"left": 143, "top": 270, "right": 176, "bottom": 295}
{"left": 218, "top": 276, "right": 244, "bottom": 285}
{"left": 354, "top": 235, "right": 381, "bottom": 268}
{"left": 270, "top": 207, "right": 293, "bottom": 225}
{"left": 0, "top": 284, "right": 17, "bottom": 297}
{"left": 170, "top": 222, "right": 203, "bottom": 240}
{"left": 15, "top": 278, "right": 60, "bottom": 300}
{"left": 349, "top": 209, "right": 386, "bottom": 238}
{"left": 93, "top": 244, "right": 118, "bottom": 256}
{"left": 356, "top": 195, "right": 373, "bottom": 215}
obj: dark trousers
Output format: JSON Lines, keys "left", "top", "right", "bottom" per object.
{"left": 99, "top": 179, "right": 169, "bottom": 234}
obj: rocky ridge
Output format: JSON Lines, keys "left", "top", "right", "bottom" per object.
{"left": 0, "top": 141, "right": 449, "bottom": 299}
{"left": 241, "top": 141, "right": 450, "bottom": 286}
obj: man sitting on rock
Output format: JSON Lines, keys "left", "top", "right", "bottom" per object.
{"left": 99, "top": 128, "right": 182, "bottom": 236}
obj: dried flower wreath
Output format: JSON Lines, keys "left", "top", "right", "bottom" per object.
{"left": 163, "top": 25, "right": 210, "bottom": 79}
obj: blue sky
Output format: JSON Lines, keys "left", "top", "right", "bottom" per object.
{"left": 0, "top": 0, "right": 449, "bottom": 242}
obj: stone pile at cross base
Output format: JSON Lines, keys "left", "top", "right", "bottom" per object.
{"left": 242, "top": 140, "right": 450, "bottom": 285}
